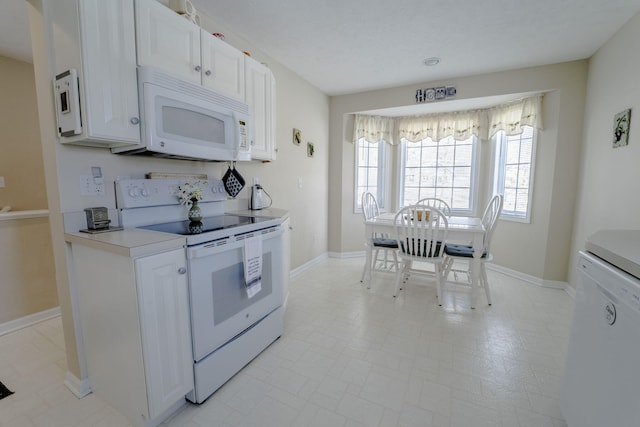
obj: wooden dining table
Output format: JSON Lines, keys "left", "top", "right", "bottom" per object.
{"left": 363, "top": 212, "right": 486, "bottom": 308}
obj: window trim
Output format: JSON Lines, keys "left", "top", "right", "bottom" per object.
{"left": 397, "top": 135, "right": 479, "bottom": 216}
{"left": 491, "top": 127, "right": 537, "bottom": 223}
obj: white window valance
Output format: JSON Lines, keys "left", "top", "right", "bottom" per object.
{"left": 353, "top": 114, "right": 394, "bottom": 144}
{"left": 487, "top": 94, "right": 543, "bottom": 138}
{"left": 353, "top": 94, "right": 543, "bottom": 144}
{"left": 397, "top": 110, "right": 483, "bottom": 143}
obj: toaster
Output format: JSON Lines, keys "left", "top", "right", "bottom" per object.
{"left": 84, "top": 207, "right": 111, "bottom": 230}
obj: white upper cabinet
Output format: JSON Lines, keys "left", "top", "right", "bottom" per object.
{"left": 135, "top": 0, "right": 245, "bottom": 100}
{"left": 135, "top": 0, "right": 202, "bottom": 84}
{"left": 201, "top": 31, "right": 245, "bottom": 100}
{"left": 245, "top": 56, "right": 277, "bottom": 161}
{"left": 50, "top": 0, "right": 140, "bottom": 147}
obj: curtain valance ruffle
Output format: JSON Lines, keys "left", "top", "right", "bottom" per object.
{"left": 487, "top": 94, "right": 543, "bottom": 138}
{"left": 352, "top": 94, "right": 543, "bottom": 144}
{"left": 353, "top": 114, "right": 394, "bottom": 144}
{"left": 397, "top": 110, "right": 483, "bottom": 143}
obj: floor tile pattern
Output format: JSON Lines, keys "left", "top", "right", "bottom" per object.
{"left": 0, "top": 258, "right": 572, "bottom": 426}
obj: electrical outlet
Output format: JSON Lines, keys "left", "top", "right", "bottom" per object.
{"left": 80, "top": 175, "right": 105, "bottom": 196}
{"left": 0, "top": 176, "right": 5, "bottom": 188}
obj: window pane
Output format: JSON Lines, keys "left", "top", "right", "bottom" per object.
{"left": 519, "top": 140, "right": 532, "bottom": 163}
{"left": 405, "top": 188, "right": 420, "bottom": 204}
{"left": 516, "top": 189, "right": 529, "bottom": 212}
{"left": 453, "top": 167, "right": 471, "bottom": 187}
{"left": 503, "top": 188, "right": 517, "bottom": 212}
{"left": 421, "top": 146, "right": 438, "bottom": 167}
{"left": 438, "top": 167, "right": 454, "bottom": 187}
{"left": 401, "top": 135, "right": 476, "bottom": 212}
{"left": 454, "top": 144, "right": 473, "bottom": 165}
{"left": 518, "top": 164, "right": 531, "bottom": 187}
{"left": 505, "top": 140, "right": 520, "bottom": 164}
{"left": 355, "top": 138, "right": 386, "bottom": 210}
{"left": 406, "top": 145, "right": 421, "bottom": 167}
{"left": 492, "top": 127, "right": 536, "bottom": 219}
{"left": 504, "top": 165, "right": 519, "bottom": 187}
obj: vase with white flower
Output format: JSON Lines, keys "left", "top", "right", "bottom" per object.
{"left": 177, "top": 180, "right": 204, "bottom": 222}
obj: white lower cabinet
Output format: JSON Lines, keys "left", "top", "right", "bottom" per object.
{"left": 136, "top": 249, "right": 194, "bottom": 419}
{"left": 71, "top": 243, "right": 193, "bottom": 427}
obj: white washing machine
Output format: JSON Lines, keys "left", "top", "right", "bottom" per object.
{"left": 561, "top": 230, "right": 640, "bottom": 427}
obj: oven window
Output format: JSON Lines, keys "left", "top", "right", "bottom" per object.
{"left": 211, "top": 253, "right": 273, "bottom": 325}
{"left": 162, "top": 105, "right": 225, "bottom": 145}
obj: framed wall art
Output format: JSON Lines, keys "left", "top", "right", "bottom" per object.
{"left": 293, "top": 128, "right": 302, "bottom": 146}
{"left": 613, "top": 108, "right": 631, "bottom": 148}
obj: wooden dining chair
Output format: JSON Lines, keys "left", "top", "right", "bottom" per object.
{"left": 416, "top": 197, "right": 451, "bottom": 217}
{"left": 442, "top": 194, "right": 503, "bottom": 306}
{"left": 393, "top": 205, "right": 448, "bottom": 299}
{"left": 360, "top": 192, "right": 399, "bottom": 284}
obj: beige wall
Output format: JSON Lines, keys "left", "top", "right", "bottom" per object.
{"left": 0, "top": 217, "right": 57, "bottom": 324}
{"left": 0, "top": 55, "right": 57, "bottom": 325}
{"left": 28, "top": 0, "right": 329, "bottom": 380}
{"left": 569, "top": 13, "right": 640, "bottom": 288}
{"left": 329, "top": 61, "right": 588, "bottom": 283}
{"left": 0, "top": 56, "right": 47, "bottom": 209}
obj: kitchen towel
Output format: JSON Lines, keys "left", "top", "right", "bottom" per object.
{"left": 0, "top": 381, "right": 14, "bottom": 400}
{"left": 243, "top": 235, "right": 263, "bottom": 298}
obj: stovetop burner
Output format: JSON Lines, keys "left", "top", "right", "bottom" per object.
{"left": 139, "top": 214, "right": 270, "bottom": 236}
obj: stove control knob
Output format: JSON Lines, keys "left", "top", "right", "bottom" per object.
{"left": 141, "top": 189, "right": 149, "bottom": 197}
{"left": 128, "top": 188, "right": 137, "bottom": 198}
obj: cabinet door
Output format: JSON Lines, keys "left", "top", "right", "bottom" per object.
{"left": 245, "top": 57, "right": 276, "bottom": 160}
{"left": 136, "top": 249, "right": 193, "bottom": 419}
{"left": 201, "top": 30, "right": 245, "bottom": 100}
{"left": 135, "top": 0, "right": 201, "bottom": 84}
{"left": 79, "top": 0, "right": 139, "bottom": 143}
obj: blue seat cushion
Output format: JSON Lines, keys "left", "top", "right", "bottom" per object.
{"left": 444, "top": 243, "right": 487, "bottom": 258}
{"left": 372, "top": 237, "right": 398, "bottom": 248}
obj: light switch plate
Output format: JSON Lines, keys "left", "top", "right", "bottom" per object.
{"left": 0, "top": 176, "right": 5, "bottom": 188}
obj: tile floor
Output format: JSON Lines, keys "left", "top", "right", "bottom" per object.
{"left": 0, "top": 257, "right": 573, "bottom": 427}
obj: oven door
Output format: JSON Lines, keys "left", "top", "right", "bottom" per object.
{"left": 187, "top": 225, "right": 284, "bottom": 362}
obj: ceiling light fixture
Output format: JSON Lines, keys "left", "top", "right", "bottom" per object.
{"left": 423, "top": 57, "right": 440, "bottom": 66}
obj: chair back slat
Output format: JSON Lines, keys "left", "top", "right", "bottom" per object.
{"left": 395, "top": 205, "right": 448, "bottom": 259}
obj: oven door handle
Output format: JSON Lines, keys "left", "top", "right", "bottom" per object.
{"left": 188, "top": 226, "right": 284, "bottom": 260}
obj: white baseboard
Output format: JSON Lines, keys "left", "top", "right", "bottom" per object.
{"left": 486, "top": 263, "right": 569, "bottom": 291}
{"left": 64, "top": 371, "right": 92, "bottom": 398}
{"left": 0, "top": 306, "right": 61, "bottom": 337}
{"left": 329, "top": 250, "right": 365, "bottom": 259}
{"left": 290, "top": 253, "right": 329, "bottom": 279}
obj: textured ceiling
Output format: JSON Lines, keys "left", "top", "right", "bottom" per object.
{"left": 2, "top": 1, "right": 640, "bottom": 96}
{"left": 190, "top": 0, "right": 640, "bottom": 95}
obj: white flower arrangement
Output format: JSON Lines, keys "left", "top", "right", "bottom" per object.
{"left": 177, "top": 180, "right": 204, "bottom": 207}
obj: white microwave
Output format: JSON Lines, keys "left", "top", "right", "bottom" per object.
{"left": 112, "top": 66, "right": 252, "bottom": 161}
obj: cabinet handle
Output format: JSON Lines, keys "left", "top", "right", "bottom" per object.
{"left": 178, "top": 267, "right": 187, "bottom": 275}
{"left": 194, "top": 65, "right": 202, "bottom": 72}
{"left": 130, "top": 117, "right": 140, "bottom": 125}
{"left": 205, "top": 70, "right": 212, "bottom": 76}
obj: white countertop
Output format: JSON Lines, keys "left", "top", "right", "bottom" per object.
{"left": 65, "top": 228, "right": 185, "bottom": 258}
